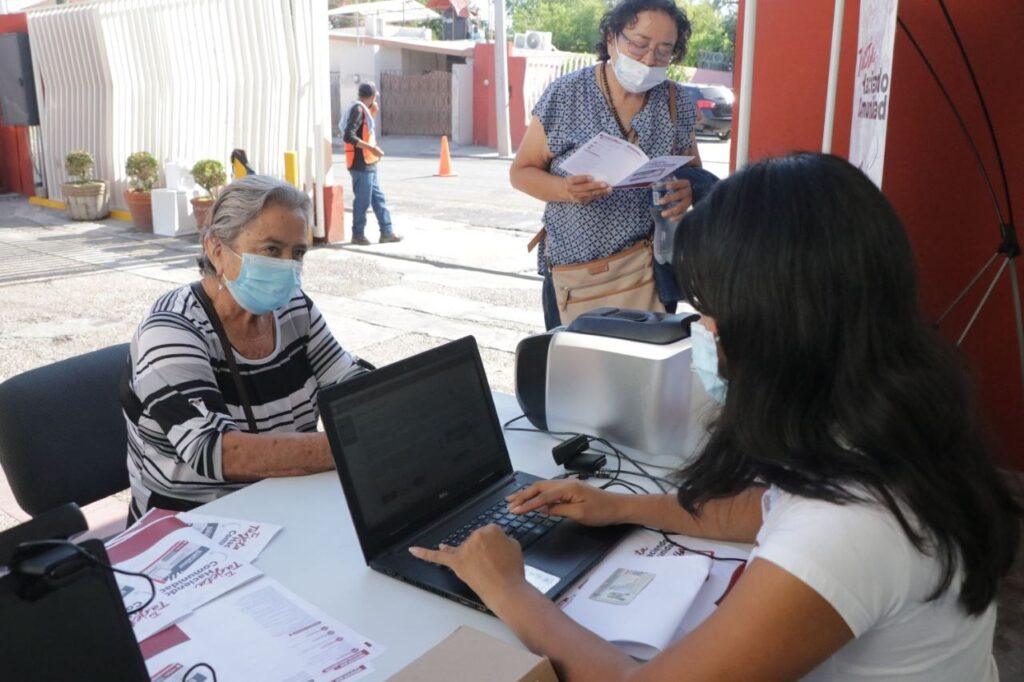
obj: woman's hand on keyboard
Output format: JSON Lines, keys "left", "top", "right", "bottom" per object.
{"left": 409, "top": 525, "right": 530, "bottom": 610}
{"left": 506, "top": 480, "right": 625, "bottom": 527}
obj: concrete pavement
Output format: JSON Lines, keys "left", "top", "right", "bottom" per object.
{"left": 0, "top": 152, "right": 550, "bottom": 536}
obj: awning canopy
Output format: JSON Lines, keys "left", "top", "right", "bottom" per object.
{"left": 327, "top": 0, "right": 439, "bottom": 24}
{"left": 425, "top": 0, "right": 469, "bottom": 18}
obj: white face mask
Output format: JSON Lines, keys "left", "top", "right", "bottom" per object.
{"left": 612, "top": 41, "right": 668, "bottom": 94}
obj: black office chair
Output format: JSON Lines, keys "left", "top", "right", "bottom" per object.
{"left": 0, "top": 344, "right": 131, "bottom": 517}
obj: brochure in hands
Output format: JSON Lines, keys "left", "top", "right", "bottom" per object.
{"left": 558, "top": 132, "right": 693, "bottom": 189}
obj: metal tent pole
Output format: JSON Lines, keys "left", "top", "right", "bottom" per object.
{"left": 493, "top": 0, "right": 512, "bottom": 157}
{"left": 822, "top": 0, "right": 846, "bottom": 153}
{"left": 735, "top": 0, "right": 757, "bottom": 167}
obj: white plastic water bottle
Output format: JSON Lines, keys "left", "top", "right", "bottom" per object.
{"left": 651, "top": 181, "right": 680, "bottom": 265}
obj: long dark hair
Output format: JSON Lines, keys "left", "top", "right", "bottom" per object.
{"left": 594, "top": 0, "right": 691, "bottom": 63}
{"left": 673, "top": 152, "right": 1019, "bottom": 614}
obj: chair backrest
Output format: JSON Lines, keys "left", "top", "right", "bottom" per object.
{"left": 0, "top": 344, "right": 130, "bottom": 516}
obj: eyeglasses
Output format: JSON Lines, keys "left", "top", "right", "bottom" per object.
{"left": 618, "top": 32, "right": 675, "bottom": 66}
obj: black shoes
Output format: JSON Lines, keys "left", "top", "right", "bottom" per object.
{"left": 351, "top": 234, "right": 402, "bottom": 245}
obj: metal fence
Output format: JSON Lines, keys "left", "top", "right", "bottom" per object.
{"left": 26, "top": 0, "right": 329, "bottom": 212}
{"left": 520, "top": 51, "right": 596, "bottom": 130}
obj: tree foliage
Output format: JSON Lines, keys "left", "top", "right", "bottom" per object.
{"left": 679, "top": 0, "right": 733, "bottom": 69}
{"left": 509, "top": 0, "right": 610, "bottom": 53}
{"left": 509, "top": 0, "right": 734, "bottom": 67}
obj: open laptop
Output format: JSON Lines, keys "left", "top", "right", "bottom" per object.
{"left": 320, "top": 336, "right": 629, "bottom": 612}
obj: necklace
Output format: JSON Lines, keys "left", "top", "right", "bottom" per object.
{"left": 598, "top": 62, "right": 644, "bottom": 145}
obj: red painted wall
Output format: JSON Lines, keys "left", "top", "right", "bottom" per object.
{"left": 0, "top": 127, "right": 32, "bottom": 194}
{"left": 0, "top": 13, "right": 27, "bottom": 35}
{"left": 735, "top": 0, "right": 1024, "bottom": 468}
{"left": 472, "top": 43, "right": 528, "bottom": 149}
{"left": 0, "top": 13, "right": 33, "bottom": 196}
{"left": 473, "top": 43, "right": 497, "bottom": 148}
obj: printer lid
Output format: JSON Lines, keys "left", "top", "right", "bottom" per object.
{"left": 565, "top": 307, "right": 700, "bottom": 345}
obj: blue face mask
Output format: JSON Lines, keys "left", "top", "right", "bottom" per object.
{"left": 223, "top": 247, "right": 302, "bottom": 315}
{"left": 690, "top": 322, "right": 727, "bottom": 404}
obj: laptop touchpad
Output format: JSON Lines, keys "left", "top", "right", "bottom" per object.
{"left": 524, "top": 529, "right": 602, "bottom": 577}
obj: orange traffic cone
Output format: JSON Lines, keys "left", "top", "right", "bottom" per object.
{"left": 434, "top": 135, "right": 457, "bottom": 177}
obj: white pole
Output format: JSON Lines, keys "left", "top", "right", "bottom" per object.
{"left": 493, "top": 0, "right": 512, "bottom": 157}
{"left": 822, "top": 0, "right": 846, "bottom": 153}
{"left": 310, "top": 0, "right": 330, "bottom": 238}
{"left": 735, "top": 0, "right": 757, "bottom": 167}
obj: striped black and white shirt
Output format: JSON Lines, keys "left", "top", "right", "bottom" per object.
{"left": 123, "top": 284, "right": 364, "bottom": 514}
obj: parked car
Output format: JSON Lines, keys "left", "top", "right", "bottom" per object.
{"left": 682, "top": 84, "right": 733, "bottom": 141}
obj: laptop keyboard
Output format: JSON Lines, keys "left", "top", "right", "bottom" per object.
{"left": 438, "top": 488, "right": 562, "bottom": 550}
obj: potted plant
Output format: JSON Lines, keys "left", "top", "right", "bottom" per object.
{"left": 190, "top": 159, "right": 227, "bottom": 229}
{"left": 124, "top": 151, "right": 160, "bottom": 230}
{"left": 62, "top": 150, "right": 109, "bottom": 221}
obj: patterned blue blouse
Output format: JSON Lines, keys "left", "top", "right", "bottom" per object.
{"left": 533, "top": 65, "right": 697, "bottom": 275}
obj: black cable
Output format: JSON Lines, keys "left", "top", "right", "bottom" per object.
{"left": 599, "top": 478, "right": 650, "bottom": 495}
{"left": 502, "top": 415, "right": 678, "bottom": 491}
{"left": 505, "top": 424, "right": 583, "bottom": 439}
{"left": 502, "top": 419, "right": 750, "bottom": 565}
{"left": 14, "top": 539, "right": 157, "bottom": 615}
{"left": 183, "top": 662, "right": 218, "bottom": 681}
{"left": 936, "top": 0, "right": 1014, "bottom": 228}
{"left": 502, "top": 414, "right": 528, "bottom": 429}
{"left": 644, "top": 527, "right": 748, "bottom": 564}
{"left": 588, "top": 435, "right": 672, "bottom": 493}
{"left": 581, "top": 439, "right": 676, "bottom": 471}
{"left": 598, "top": 478, "right": 746, "bottom": 565}
{"left": 896, "top": 16, "right": 1006, "bottom": 228}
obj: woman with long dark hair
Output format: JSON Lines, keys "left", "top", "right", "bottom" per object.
{"left": 412, "top": 153, "right": 1020, "bottom": 680}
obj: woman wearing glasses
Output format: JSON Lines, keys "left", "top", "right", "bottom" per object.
{"left": 510, "top": 0, "right": 702, "bottom": 329}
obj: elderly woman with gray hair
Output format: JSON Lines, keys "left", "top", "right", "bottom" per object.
{"left": 121, "top": 175, "right": 367, "bottom": 520}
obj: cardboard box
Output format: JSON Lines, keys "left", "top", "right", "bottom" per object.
{"left": 389, "top": 626, "right": 559, "bottom": 682}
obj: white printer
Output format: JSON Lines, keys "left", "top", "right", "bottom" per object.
{"left": 514, "top": 308, "right": 715, "bottom": 461}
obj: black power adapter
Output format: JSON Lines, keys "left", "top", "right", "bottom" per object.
{"left": 552, "top": 435, "right": 607, "bottom": 473}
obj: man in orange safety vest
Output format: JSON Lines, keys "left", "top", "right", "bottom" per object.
{"left": 343, "top": 82, "right": 402, "bottom": 245}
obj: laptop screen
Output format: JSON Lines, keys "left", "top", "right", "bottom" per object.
{"left": 321, "top": 337, "right": 513, "bottom": 559}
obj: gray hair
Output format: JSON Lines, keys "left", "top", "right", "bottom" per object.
{"left": 196, "top": 175, "right": 312, "bottom": 276}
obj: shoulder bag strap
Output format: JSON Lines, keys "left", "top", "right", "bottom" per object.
{"left": 189, "top": 281, "right": 259, "bottom": 433}
{"left": 527, "top": 227, "right": 547, "bottom": 254}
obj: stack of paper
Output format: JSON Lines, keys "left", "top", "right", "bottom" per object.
{"left": 106, "top": 510, "right": 384, "bottom": 681}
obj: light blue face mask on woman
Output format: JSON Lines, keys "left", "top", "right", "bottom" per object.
{"left": 223, "top": 247, "right": 302, "bottom": 315}
{"left": 690, "top": 322, "right": 728, "bottom": 404}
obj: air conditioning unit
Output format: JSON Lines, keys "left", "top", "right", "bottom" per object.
{"left": 514, "top": 30, "right": 553, "bottom": 51}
